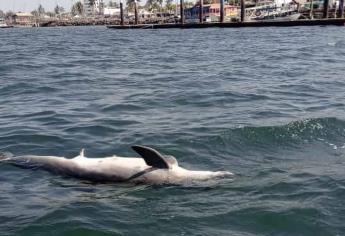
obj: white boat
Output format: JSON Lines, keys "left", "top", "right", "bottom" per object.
{"left": 246, "top": 3, "right": 301, "bottom": 21}
{"left": 0, "top": 19, "right": 13, "bottom": 28}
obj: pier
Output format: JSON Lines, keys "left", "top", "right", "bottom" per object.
{"left": 107, "top": 18, "right": 345, "bottom": 29}
{"left": 106, "top": 0, "right": 345, "bottom": 30}
{"left": 2, "top": 0, "right": 345, "bottom": 29}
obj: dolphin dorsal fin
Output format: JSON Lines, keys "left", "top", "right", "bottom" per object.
{"left": 131, "top": 145, "right": 170, "bottom": 169}
{"left": 80, "top": 149, "right": 85, "bottom": 157}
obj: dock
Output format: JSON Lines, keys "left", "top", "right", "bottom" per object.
{"left": 107, "top": 18, "right": 345, "bottom": 29}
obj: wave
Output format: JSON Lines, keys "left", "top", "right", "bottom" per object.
{"left": 207, "top": 117, "right": 345, "bottom": 152}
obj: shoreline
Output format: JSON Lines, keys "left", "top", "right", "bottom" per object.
{"left": 3, "top": 18, "right": 345, "bottom": 29}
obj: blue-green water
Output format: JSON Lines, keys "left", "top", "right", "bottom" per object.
{"left": 1, "top": 26, "right": 345, "bottom": 235}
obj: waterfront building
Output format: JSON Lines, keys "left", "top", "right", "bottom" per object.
{"left": 185, "top": 4, "right": 239, "bottom": 22}
{"left": 139, "top": 9, "right": 155, "bottom": 19}
{"left": 10, "top": 12, "right": 34, "bottom": 26}
{"left": 104, "top": 7, "right": 121, "bottom": 16}
{"left": 83, "top": 0, "right": 104, "bottom": 16}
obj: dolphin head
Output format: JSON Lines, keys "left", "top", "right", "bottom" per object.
{"left": 179, "top": 169, "right": 233, "bottom": 181}
{"left": 131, "top": 145, "right": 233, "bottom": 184}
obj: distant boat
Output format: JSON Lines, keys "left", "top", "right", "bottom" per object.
{"left": 0, "top": 19, "right": 13, "bottom": 28}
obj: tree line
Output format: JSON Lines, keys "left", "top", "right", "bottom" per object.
{"left": 0, "top": 0, "right": 208, "bottom": 19}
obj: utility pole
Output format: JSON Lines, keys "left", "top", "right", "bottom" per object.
{"left": 240, "top": 0, "right": 245, "bottom": 22}
{"left": 134, "top": 0, "right": 138, "bottom": 24}
{"left": 220, "top": 0, "right": 224, "bottom": 22}
{"left": 120, "top": 0, "right": 124, "bottom": 25}
{"left": 323, "top": 0, "right": 329, "bottom": 18}
{"left": 199, "top": 0, "right": 203, "bottom": 23}
{"left": 309, "top": 0, "right": 314, "bottom": 19}
{"left": 339, "top": 0, "right": 344, "bottom": 18}
{"left": 180, "top": 0, "right": 184, "bottom": 24}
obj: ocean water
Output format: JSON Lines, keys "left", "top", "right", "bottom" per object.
{"left": 0, "top": 26, "right": 345, "bottom": 235}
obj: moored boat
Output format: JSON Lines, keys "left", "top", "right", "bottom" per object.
{"left": 0, "top": 18, "right": 13, "bottom": 28}
{"left": 246, "top": 3, "right": 301, "bottom": 21}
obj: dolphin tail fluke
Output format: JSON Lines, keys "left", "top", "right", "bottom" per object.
{"left": 0, "top": 152, "right": 13, "bottom": 161}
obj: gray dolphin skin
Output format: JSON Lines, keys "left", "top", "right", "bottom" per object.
{"left": 0, "top": 146, "right": 233, "bottom": 185}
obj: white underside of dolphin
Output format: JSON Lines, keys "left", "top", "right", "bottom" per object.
{"left": 0, "top": 146, "right": 233, "bottom": 185}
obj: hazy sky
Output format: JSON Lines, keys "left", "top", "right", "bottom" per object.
{"left": 0, "top": 0, "right": 118, "bottom": 12}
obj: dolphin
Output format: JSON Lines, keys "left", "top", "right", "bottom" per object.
{"left": 0, "top": 145, "right": 233, "bottom": 185}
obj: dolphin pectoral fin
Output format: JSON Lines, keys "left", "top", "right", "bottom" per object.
{"left": 131, "top": 145, "right": 170, "bottom": 169}
{"left": 126, "top": 167, "right": 157, "bottom": 181}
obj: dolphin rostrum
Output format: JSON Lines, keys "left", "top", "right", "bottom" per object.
{"left": 0, "top": 146, "right": 233, "bottom": 184}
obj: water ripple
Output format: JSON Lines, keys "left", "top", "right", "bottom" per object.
{"left": 0, "top": 26, "right": 345, "bottom": 235}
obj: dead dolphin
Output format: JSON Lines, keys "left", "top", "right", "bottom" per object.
{"left": 0, "top": 146, "right": 233, "bottom": 184}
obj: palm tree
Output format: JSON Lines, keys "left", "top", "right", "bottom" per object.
{"left": 5, "top": 11, "right": 14, "bottom": 19}
{"left": 183, "top": 1, "right": 194, "bottom": 8}
{"left": 59, "top": 7, "right": 65, "bottom": 14}
{"left": 158, "top": 0, "right": 164, "bottom": 11}
{"left": 166, "top": 0, "right": 174, "bottom": 12}
{"left": 146, "top": 0, "right": 159, "bottom": 11}
{"left": 127, "top": 0, "right": 135, "bottom": 10}
{"left": 77, "top": 1, "right": 84, "bottom": 15}
{"left": 38, "top": 4, "right": 45, "bottom": 16}
{"left": 46, "top": 12, "right": 56, "bottom": 18}
{"left": 31, "top": 10, "right": 39, "bottom": 17}
{"left": 54, "top": 5, "right": 60, "bottom": 15}
{"left": 108, "top": 0, "right": 117, "bottom": 7}
{"left": 71, "top": 1, "right": 84, "bottom": 16}
{"left": 127, "top": 0, "right": 140, "bottom": 11}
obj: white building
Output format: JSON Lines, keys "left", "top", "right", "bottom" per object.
{"left": 103, "top": 7, "right": 121, "bottom": 16}
{"left": 83, "top": 0, "right": 104, "bottom": 15}
{"left": 274, "top": 0, "right": 293, "bottom": 6}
